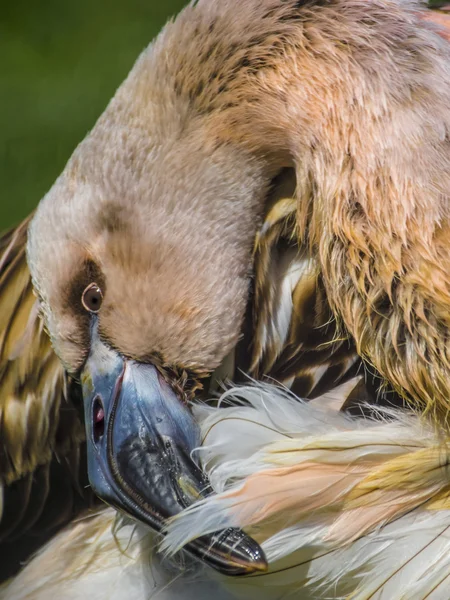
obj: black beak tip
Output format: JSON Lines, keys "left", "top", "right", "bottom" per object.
{"left": 195, "top": 527, "right": 268, "bottom": 576}
{"left": 231, "top": 553, "right": 269, "bottom": 575}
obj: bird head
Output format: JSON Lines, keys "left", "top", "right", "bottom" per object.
{"left": 25, "top": 4, "right": 281, "bottom": 575}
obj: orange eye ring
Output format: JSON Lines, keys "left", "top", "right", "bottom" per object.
{"left": 82, "top": 283, "right": 103, "bottom": 313}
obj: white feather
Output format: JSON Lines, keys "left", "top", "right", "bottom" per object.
{"left": 165, "top": 384, "right": 450, "bottom": 599}
{"left": 0, "top": 510, "right": 233, "bottom": 600}
{"left": 274, "top": 256, "right": 314, "bottom": 350}
{"left": 5, "top": 383, "right": 450, "bottom": 600}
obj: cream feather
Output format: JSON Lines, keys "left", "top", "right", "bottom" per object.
{"left": 5, "top": 383, "right": 450, "bottom": 600}
{"left": 0, "top": 510, "right": 234, "bottom": 600}
{"left": 165, "top": 383, "right": 450, "bottom": 599}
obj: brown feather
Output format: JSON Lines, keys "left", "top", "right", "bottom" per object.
{"left": 0, "top": 218, "right": 83, "bottom": 487}
{"left": 0, "top": 220, "right": 93, "bottom": 580}
{"left": 241, "top": 169, "right": 402, "bottom": 409}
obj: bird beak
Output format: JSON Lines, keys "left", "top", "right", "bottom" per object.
{"left": 80, "top": 321, "right": 267, "bottom": 576}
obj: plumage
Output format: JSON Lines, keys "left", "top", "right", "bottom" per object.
{"left": 1, "top": 0, "right": 450, "bottom": 597}
{"left": 5, "top": 384, "right": 450, "bottom": 599}
{"left": 0, "top": 507, "right": 233, "bottom": 600}
{"left": 249, "top": 171, "right": 361, "bottom": 398}
{"left": 164, "top": 384, "right": 450, "bottom": 599}
{"left": 0, "top": 219, "right": 92, "bottom": 578}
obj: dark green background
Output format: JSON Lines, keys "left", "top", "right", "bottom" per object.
{"left": 0, "top": 0, "right": 186, "bottom": 230}
{"left": 0, "top": 0, "right": 443, "bottom": 231}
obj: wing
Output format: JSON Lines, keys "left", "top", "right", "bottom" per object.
{"left": 237, "top": 168, "right": 404, "bottom": 411}
{"left": 0, "top": 217, "right": 92, "bottom": 581}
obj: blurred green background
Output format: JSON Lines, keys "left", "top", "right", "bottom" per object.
{"left": 0, "top": 0, "right": 444, "bottom": 231}
{"left": 0, "top": 0, "right": 186, "bottom": 230}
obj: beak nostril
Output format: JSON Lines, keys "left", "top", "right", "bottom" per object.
{"left": 93, "top": 396, "right": 105, "bottom": 442}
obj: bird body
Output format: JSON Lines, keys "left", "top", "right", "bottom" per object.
{"left": 1, "top": 0, "right": 450, "bottom": 597}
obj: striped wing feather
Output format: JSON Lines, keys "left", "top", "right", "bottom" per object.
{"left": 246, "top": 169, "right": 401, "bottom": 408}
{"left": 0, "top": 218, "right": 90, "bottom": 579}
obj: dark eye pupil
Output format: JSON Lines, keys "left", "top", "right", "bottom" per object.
{"left": 82, "top": 284, "right": 103, "bottom": 313}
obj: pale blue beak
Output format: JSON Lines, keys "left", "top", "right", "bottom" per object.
{"left": 81, "top": 321, "right": 267, "bottom": 576}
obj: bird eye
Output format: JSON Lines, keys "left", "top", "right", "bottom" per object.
{"left": 82, "top": 283, "right": 103, "bottom": 313}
